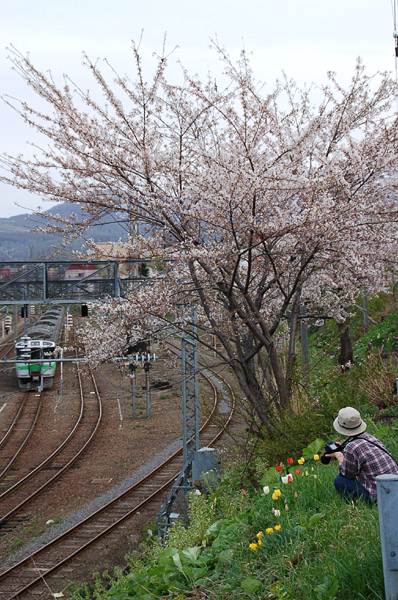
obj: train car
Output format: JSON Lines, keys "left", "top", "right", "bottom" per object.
{"left": 15, "top": 305, "right": 65, "bottom": 390}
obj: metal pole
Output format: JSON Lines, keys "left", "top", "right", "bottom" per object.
{"left": 23, "top": 304, "right": 27, "bottom": 335}
{"left": 146, "top": 370, "right": 150, "bottom": 418}
{"left": 193, "top": 310, "right": 199, "bottom": 450}
{"left": 13, "top": 305, "right": 17, "bottom": 342}
{"left": 300, "top": 305, "right": 309, "bottom": 383}
{"left": 376, "top": 474, "right": 398, "bottom": 599}
{"left": 363, "top": 290, "right": 369, "bottom": 331}
{"left": 181, "top": 335, "right": 188, "bottom": 468}
{"left": 132, "top": 375, "right": 136, "bottom": 419}
{"left": 60, "top": 348, "right": 64, "bottom": 397}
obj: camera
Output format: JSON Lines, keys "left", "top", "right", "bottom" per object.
{"left": 320, "top": 441, "right": 341, "bottom": 465}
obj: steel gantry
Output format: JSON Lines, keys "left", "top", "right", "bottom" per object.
{"left": 157, "top": 312, "right": 200, "bottom": 544}
{"left": 0, "top": 260, "right": 158, "bottom": 305}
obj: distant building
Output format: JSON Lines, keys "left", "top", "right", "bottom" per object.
{"left": 64, "top": 264, "right": 102, "bottom": 280}
{"left": 0, "top": 268, "right": 11, "bottom": 281}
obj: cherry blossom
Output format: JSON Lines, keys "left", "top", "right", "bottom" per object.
{"left": 1, "top": 43, "right": 398, "bottom": 431}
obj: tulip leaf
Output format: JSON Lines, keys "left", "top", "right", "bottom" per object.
{"left": 260, "top": 467, "right": 280, "bottom": 485}
{"left": 301, "top": 438, "right": 325, "bottom": 457}
{"left": 308, "top": 512, "right": 326, "bottom": 526}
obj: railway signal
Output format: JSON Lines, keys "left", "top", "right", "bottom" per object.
{"left": 128, "top": 354, "right": 156, "bottom": 419}
{"left": 4, "top": 315, "right": 12, "bottom": 335}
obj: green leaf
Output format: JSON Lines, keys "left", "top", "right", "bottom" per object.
{"left": 157, "top": 547, "right": 179, "bottom": 566}
{"left": 241, "top": 578, "right": 262, "bottom": 594}
{"left": 204, "top": 519, "right": 224, "bottom": 539}
{"left": 181, "top": 546, "right": 201, "bottom": 563}
{"left": 172, "top": 552, "right": 183, "bottom": 571}
{"left": 314, "top": 575, "right": 339, "bottom": 599}
{"left": 260, "top": 467, "right": 280, "bottom": 485}
{"left": 308, "top": 512, "right": 326, "bottom": 527}
{"left": 218, "top": 548, "right": 234, "bottom": 563}
{"left": 294, "top": 525, "right": 308, "bottom": 534}
{"left": 301, "top": 438, "right": 325, "bottom": 457}
{"left": 191, "top": 567, "right": 208, "bottom": 582}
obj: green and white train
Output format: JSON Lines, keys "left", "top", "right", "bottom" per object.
{"left": 15, "top": 305, "right": 65, "bottom": 390}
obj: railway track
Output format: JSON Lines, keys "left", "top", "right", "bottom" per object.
{"left": 0, "top": 315, "right": 52, "bottom": 488}
{"left": 0, "top": 342, "right": 33, "bottom": 468}
{"left": 0, "top": 391, "right": 43, "bottom": 484}
{"left": 0, "top": 346, "right": 236, "bottom": 598}
{"left": 0, "top": 358, "right": 102, "bottom": 539}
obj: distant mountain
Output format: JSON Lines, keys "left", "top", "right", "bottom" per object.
{"left": 0, "top": 203, "right": 129, "bottom": 260}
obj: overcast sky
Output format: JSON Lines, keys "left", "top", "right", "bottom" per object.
{"left": 0, "top": 0, "right": 396, "bottom": 218}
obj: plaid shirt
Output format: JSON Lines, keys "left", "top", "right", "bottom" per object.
{"left": 338, "top": 432, "right": 398, "bottom": 500}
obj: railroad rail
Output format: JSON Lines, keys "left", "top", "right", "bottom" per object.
{"left": 0, "top": 347, "right": 236, "bottom": 598}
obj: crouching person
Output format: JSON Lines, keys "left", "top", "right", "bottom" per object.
{"left": 326, "top": 407, "right": 398, "bottom": 502}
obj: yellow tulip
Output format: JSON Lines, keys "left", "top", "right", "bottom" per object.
{"left": 249, "top": 543, "right": 259, "bottom": 552}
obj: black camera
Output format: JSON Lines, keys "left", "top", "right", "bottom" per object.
{"left": 320, "top": 441, "right": 341, "bottom": 465}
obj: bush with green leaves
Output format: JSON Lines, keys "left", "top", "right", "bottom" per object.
{"left": 354, "top": 312, "right": 398, "bottom": 358}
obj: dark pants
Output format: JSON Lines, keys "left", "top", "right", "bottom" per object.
{"left": 334, "top": 474, "right": 372, "bottom": 502}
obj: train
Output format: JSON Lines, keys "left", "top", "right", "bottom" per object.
{"left": 15, "top": 305, "right": 65, "bottom": 390}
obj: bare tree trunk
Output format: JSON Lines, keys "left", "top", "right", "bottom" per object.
{"left": 338, "top": 324, "right": 353, "bottom": 372}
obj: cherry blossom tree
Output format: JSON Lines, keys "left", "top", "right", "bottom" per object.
{"left": 2, "top": 43, "right": 398, "bottom": 432}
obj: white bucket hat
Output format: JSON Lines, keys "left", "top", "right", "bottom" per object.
{"left": 333, "top": 407, "right": 367, "bottom": 436}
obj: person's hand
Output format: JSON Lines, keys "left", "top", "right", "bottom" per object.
{"left": 325, "top": 451, "right": 344, "bottom": 463}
